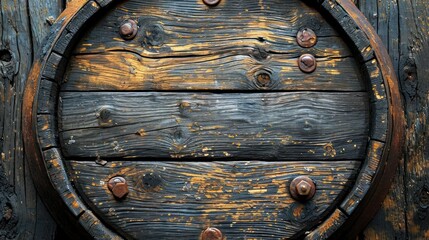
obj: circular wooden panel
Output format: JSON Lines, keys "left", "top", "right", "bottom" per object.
{"left": 23, "top": 0, "right": 404, "bottom": 239}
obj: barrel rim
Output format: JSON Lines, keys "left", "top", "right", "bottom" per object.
{"left": 22, "top": 0, "right": 404, "bottom": 239}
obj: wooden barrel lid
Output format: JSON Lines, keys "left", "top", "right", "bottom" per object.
{"left": 23, "top": 0, "right": 404, "bottom": 239}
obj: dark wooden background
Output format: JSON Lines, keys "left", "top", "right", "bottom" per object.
{"left": 0, "top": 0, "right": 427, "bottom": 239}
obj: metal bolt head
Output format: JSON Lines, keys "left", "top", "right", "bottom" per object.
{"left": 297, "top": 28, "right": 317, "bottom": 48}
{"left": 119, "top": 20, "right": 138, "bottom": 40}
{"left": 201, "top": 227, "right": 223, "bottom": 240}
{"left": 298, "top": 54, "right": 317, "bottom": 73}
{"left": 297, "top": 180, "right": 312, "bottom": 196}
{"left": 203, "top": 0, "right": 221, "bottom": 6}
{"left": 108, "top": 176, "right": 129, "bottom": 199}
{"left": 290, "top": 176, "right": 316, "bottom": 201}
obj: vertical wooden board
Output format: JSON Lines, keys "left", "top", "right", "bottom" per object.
{"left": 28, "top": 0, "right": 64, "bottom": 56}
{"left": 69, "top": 161, "right": 360, "bottom": 239}
{"left": 360, "top": 163, "right": 407, "bottom": 240}
{"left": 358, "top": 0, "right": 407, "bottom": 239}
{"left": 397, "top": 0, "right": 429, "bottom": 238}
{"left": 0, "top": 0, "right": 62, "bottom": 238}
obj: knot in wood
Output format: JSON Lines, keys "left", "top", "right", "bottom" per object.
{"left": 256, "top": 72, "right": 271, "bottom": 87}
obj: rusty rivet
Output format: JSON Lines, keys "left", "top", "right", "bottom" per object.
{"left": 256, "top": 72, "right": 271, "bottom": 87}
{"left": 203, "top": 0, "right": 221, "bottom": 6}
{"left": 201, "top": 227, "right": 223, "bottom": 240}
{"left": 290, "top": 176, "right": 316, "bottom": 201}
{"left": 108, "top": 176, "right": 129, "bottom": 199}
{"left": 119, "top": 19, "right": 138, "bottom": 40}
{"left": 297, "top": 28, "right": 317, "bottom": 48}
{"left": 298, "top": 54, "right": 317, "bottom": 73}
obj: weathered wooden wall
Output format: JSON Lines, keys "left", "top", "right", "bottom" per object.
{"left": 0, "top": 0, "right": 427, "bottom": 239}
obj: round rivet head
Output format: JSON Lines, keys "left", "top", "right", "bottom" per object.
{"left": 119, "top": 19, "right": 138, "bottom": 40}
{"left": 203, "top": 0, "right": 221, "bottom": 6}
{"left": 108, "top": 176, "right": 129, "bottom": 199}
{"left": 290, "top": 176, "right": 316, "bottom": 201}
{"left": 201, "top": 227, "right": 223, "bottom": 240}
{"left": 298, "top": 54, "right": 317, "bottom": 73}
{"left": 297, "top": 28, "right": 317, "bottom": 48}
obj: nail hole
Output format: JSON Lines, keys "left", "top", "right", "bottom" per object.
{"left": 257, "top": 37, "right": 265, "bottom": 43}
{"left": 0, "top": 49, "right": 12, "bottom": 62}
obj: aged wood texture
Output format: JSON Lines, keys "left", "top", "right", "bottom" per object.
{"left": 0, "top": 0, "right": 63, "bottom": 239}
{"left": 69, "top": 160, "right": 360, "bottom": 239}
{"left": 59, "top": 92, "right": 369, "bottom": 160}
{"left": 63, "top": 52, "right": 363, "bottom": 92}
{"left": 62, "top": 0, "right": 366, "bottom": 92}
{"left": 358, "top": 0, "right": 429, "bottom": 239}
{"left": 27, "top": 0, "right": 400, "bottom": 238}
{"left": 0, "top": 0, "right": 425, "bottom": 239}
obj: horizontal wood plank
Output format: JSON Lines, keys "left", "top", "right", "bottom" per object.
{"left": 59, "top": 92, "right": 369, "bottom": 160}
{"left": 68, "top": 160, "right": 361, "bottom": 239}
{"left": 62, "top": 52, "right": 364, "bottom": 91}
{"left": 73, "top": 0, "right": 342, "bottom": 56}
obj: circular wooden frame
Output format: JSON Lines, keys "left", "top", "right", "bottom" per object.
{"left": 23, "top": 0, "right": 404, "bottom": 239}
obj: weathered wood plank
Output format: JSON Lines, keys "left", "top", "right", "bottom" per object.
{"left": 69, "top": 160, "right": 360, "bottom": 240}
{"left": 397, "top": 0, "right": 429, "bottom": 239}
{"left": 73, "top": 0, "right": 342, "bottom": 56}
{"left": 59, "top": 92, "right": 369, "bottom": 160}
{"left": 1, "top": 0, "right": 63, "bottom": 239}
{"left": 63, "top": 0, "right": 367, "bottom": 92}
{"left": 62, "top": 52, "right": 364, "bottom": 91}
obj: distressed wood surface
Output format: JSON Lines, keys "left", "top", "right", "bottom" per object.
{"left": 0, "top": 0, "right": 427, "bottom": 239}
{"left": 0, "top": 0, "right": 63, "bottom": 239}
{"left": 62, "top": 0, "right": 366, "bottom": 92}
{"left": 358, "top": 0, "right": 429, "bottom": 239}
{"left": 69, "top": 160, "right": 360, "bottom": 239}
{"left": 63, "top": 52, "right": 363, "bottom": 92}
{"left": 59, "top": 92, "right": 369, "bottom": 160}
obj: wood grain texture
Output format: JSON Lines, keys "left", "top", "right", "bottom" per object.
{"left": 59, "top": 92, "right": 369, "bottom": 160}
{"left": 304, "top": 209, "right": 348, "bottom": 240}
{"left": 62, "top": 52, "right": 364, "bottom": 92}
{"left": 396, "top": 0, "right": 429, "bottom": 239}
{"left": 358, "top": 0, "right": 408, "bottom": 239}
{"left": 69, "top": 160, "right": 360, "bottom": 240}
{"left": 74, "top": 0, "right": 341, "bottom": 55}
{"left": 61, "top": 0, "right": 366, "bottom": 92}
{"left": 0, "top": 0, "right": 63, "bottom": 239}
